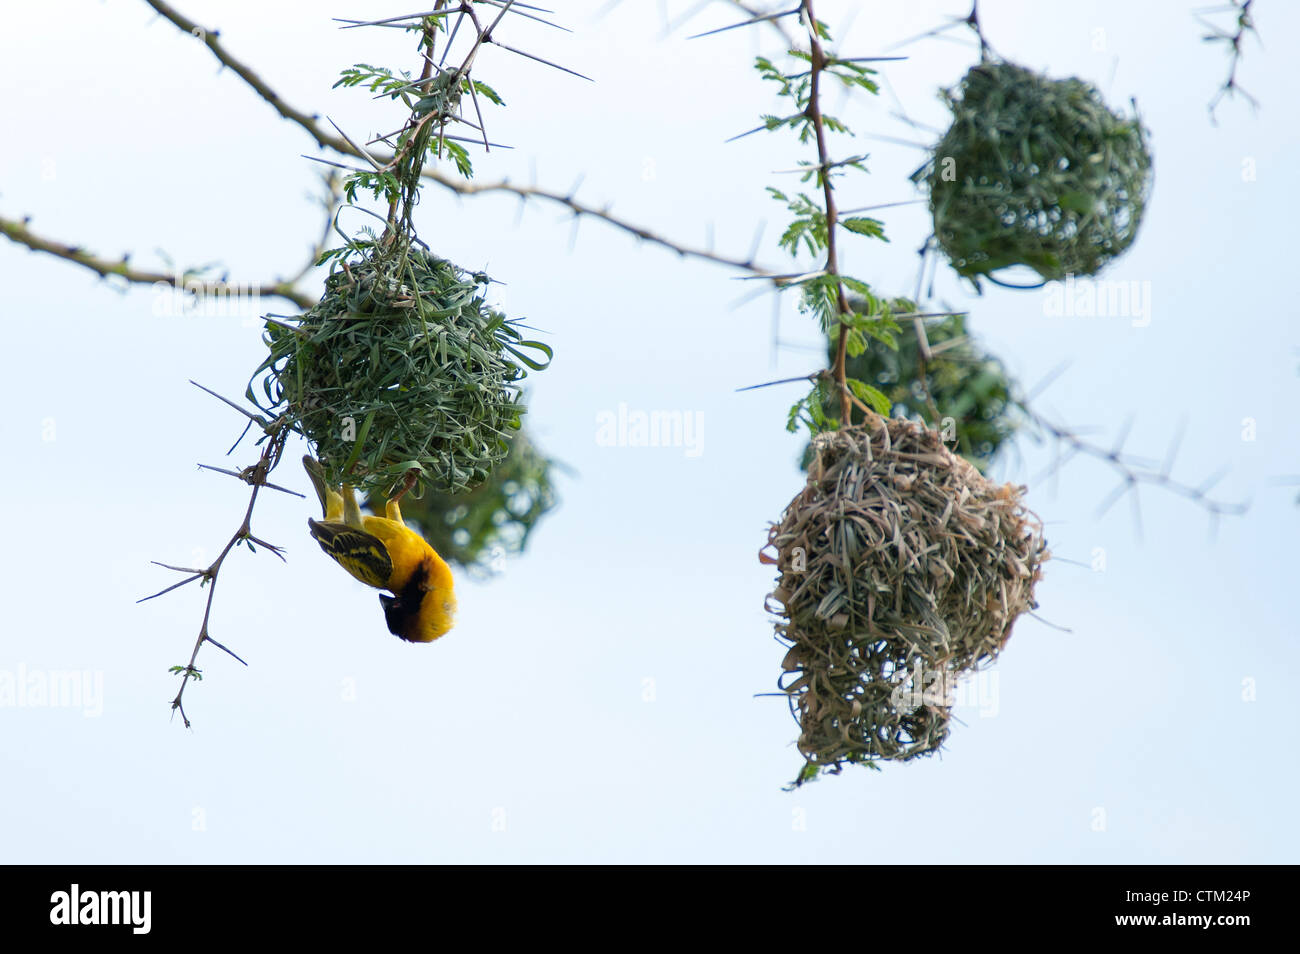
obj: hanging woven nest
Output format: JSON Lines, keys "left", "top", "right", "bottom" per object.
{"left": 250, "top": 242, "right": 549, "bottom": 497}
{"left": 766, "top": 416, "right": 1048, "bottom": 785}
{"left": 915, "top": 61, "right": 1152, "bottom": 285}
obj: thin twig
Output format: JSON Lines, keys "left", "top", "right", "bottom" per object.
{"left": 0, "top": 215, "right": 315, "bottom": 309}
{"left": 1026, "top": 407, "right": 1248, "bottom": 519}
{"left": 687, "top": 5, "right": 801, "bottom": 40}
{"left": 736, "top": 372, "right": 820, "bottom": 392}
{"left": 139, "top": 381, "right": 293, "bottom": 727}
{"left": 801, "top": 0, "right": 856, "bottom": 426}
{"left": 1200, "top": 0, "right": 1260, "bottom": 121}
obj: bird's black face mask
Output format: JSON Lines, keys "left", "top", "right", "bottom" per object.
{"left": 378, "top": 562, "right": 430, "bottom": 642}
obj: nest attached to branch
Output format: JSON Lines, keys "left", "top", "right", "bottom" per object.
{"left": 916, "top": 61, "right": 1152, "bottom": 285}
{"left": 251, "top": 243, "right": 547, "bottom": 497}
{"left": 767, "top": 417, "right": 1048, "bottom": 784}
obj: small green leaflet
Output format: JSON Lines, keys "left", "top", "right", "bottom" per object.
{"left": 841, "top": 217, "right": 887, "bottom": 240}
{"left": 846, "top": 377, "right": 892, "bottom": 416}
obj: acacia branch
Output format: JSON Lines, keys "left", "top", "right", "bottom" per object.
{"left": 139, "top": 397, "right": 292, "bottom": 728}
{"left": 140, "top": 0, "right": 783, "bottom": 281}
{"left": 1025, "top": 406, "right": 1247, "bottom": 531}
{"left": 0, "top": 214, "right": 315, "bottom": 310}
{"left": 1200, "top": 0, "right": 1259, "bottom": 120}
{"left": 144, "top": 0, "right": 333, "bottom": 146}
{"left": 2, "top": 165, "right": 343, "bottom": 311}
{"left": 421, "top": 167, "right": 779, "bottom": 274}
{"left": 801, "top": 0, "right": 856, "bottom": 426}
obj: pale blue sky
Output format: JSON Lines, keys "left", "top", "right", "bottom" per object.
{"left": 0, "top": 1, "right": 1295, "bottom": 863}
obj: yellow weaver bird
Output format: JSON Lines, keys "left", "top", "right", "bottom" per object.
{"left": 303, "top": 456, "right": 456, "bottom": 643}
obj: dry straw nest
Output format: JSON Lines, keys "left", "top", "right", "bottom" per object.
{"left": 916, "top": 61, "right": 1152, "bottom": 284}
{"left": 251, "top": 244, "right": 548, "bottom": 497}
{"left": 767, "top": 416, "right": 1048, "bottom": 784}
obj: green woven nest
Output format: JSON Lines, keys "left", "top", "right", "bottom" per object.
{"left": 251, "top": 245, "right": 548, "bottom": 496}
{"left": 917, "top": 61, "right": 1152, "bottom": 284}
{"left": 767, "top": 417, "right": 1048, "bottom": 784}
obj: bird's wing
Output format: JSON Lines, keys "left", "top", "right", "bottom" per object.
{"left": 307, "top": 518, "right": 394, "bottom": 589}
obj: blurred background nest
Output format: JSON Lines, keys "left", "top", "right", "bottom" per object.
{"left": 803, "top": 302, "right": 1027, "bottom": 475}
{"left": 914, "top": 61, "right": 1153, "bottom": 286}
